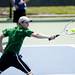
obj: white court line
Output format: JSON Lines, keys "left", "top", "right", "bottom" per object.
{"left": 46, "top": 74, "right": 75, "bottom": 75}
{"left": 22, "top": 44, "right": 75, "bottom": 48}
{"left": 37, "top": 74, "right": 75, "bottom": 75}
{"left": 3, "top": 44, "right": 75, "bottom": 51}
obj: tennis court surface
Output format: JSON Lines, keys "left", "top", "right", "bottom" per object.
{"left": 0, "top": 45, "right": 75, "bottom": 75}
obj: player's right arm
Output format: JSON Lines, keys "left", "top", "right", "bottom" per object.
{"left": 0, "top": 33, "right": 5, "bottom": 53}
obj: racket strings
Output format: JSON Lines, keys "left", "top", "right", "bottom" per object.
{"left": 66, "top": 22, "right": 75, "bottom": 35}
{"left": 62, "top": 21, "right": 75, "bottom": 35}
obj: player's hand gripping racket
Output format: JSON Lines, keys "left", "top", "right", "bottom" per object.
{"left": 48, "top": 34, "right": 60, "bottom": 41}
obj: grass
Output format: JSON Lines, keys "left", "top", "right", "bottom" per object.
{"left": 0, "top": 6, "right": 75, "bottom": 17}
{"left": 27, "top": 6, "right": 75, "bottom": 14}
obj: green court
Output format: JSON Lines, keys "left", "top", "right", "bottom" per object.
{"left": 0, "top": 17, "right": 75, "bottom": 46}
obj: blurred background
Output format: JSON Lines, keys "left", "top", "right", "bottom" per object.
{"left": 0, "top": 0, "right": 75, "bottom": 75}
{"left": 0, "top": 0, "right": 75, "bottom": 18}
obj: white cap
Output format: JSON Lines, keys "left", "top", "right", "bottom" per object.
{"left": 18, "top": 16, "right": 32, "bottom": 24}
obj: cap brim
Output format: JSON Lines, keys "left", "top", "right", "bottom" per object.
{"left": 20, "top": 20, "right": 32, "bottom": 24}
{"left": 29, "top": 20, "right": 32, "bottom": 22}
{"left": 26, "top": 20, "right": 32, "bottom": 23}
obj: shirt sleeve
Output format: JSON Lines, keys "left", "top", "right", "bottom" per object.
{"left": 2, "top": 29, "right": 9, "bottom": 37}
{"left": 25, "top": 30, "right": 34, "bottom": 37}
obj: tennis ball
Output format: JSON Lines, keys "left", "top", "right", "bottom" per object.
{"left": 70, "top": 29, "right": 75, "bottom": 32}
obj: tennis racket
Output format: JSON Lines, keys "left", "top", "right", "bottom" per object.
{"left": 48, "top": 21, "right": 75, "bottom": 41}
{"left": 58, "top": 21, "right": 75, "bottom": 36}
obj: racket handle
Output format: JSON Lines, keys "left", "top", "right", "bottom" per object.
{"left": 55, "top": 34, "right": 60, "bottom": 37}
{"left": 48, "top": 34, "right": 60, "bottom": 41}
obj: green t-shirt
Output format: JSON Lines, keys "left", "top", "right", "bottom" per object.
{"left": 2, "top": 26, "right": 33, "bottom": 54}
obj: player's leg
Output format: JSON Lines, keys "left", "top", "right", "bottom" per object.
{"left": 13, "top": 10, "right": 19, "bottom": 23}
{"left": 0, "top": 53, "right": 11, "bottom": 74}
{"left": 17, "top": 9, "right": 26, "bottom": 22}
{"left": 20, "top": 9, "right": 26, "bottom": 16}
{"left": 13, "top": 54, "right": 33, "bottom": 75}
{"left": 13, "top": 9, "right": 26, "bottom": 23}
{"left": 0, "top": 71, "right": 1, "bottom": 74}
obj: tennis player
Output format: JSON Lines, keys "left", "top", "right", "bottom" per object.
{"left": 0, "top": 16, "right": 59, "bottom": 75}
